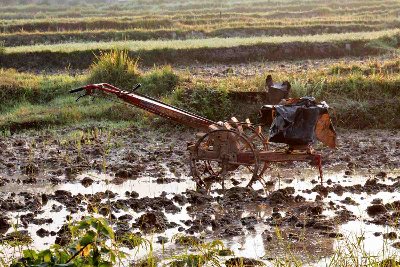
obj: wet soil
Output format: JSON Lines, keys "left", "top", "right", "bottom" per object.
{"left": 173, "top": 54, "right": 400, "bottom": 80}
{"left": 0, "top": 126, "right": 399, "bottom": 264}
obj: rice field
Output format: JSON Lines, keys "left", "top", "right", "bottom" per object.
{"left": 1, "top": 0, "right": 400, "bottom": 70}
{"left": 4, "top": 29, "right": 399, "bottom": 54}
{"left": 1, "top": 1, "right": 400, "bottom": 267}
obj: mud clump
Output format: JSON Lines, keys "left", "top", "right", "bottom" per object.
{"left": 126, "top": 191, "right": 139, "bottom": 198}
{"left": 53, "top": 190, "right": 72, "bottom": 199}
{"left": 211, "top": 213, "right": 238, "bottom": 230}
{"left": 297, "top": 203, "right": 324, "bottom": 215}
{"left": 376, "top": 171, "right": 387, "bottom": 178}
{"left": 383, "top": 232, "right": 397, "bottom": 240}
{"left": 21, "top": 213, "right": 53, "bottom": 227}
{"left": 221, "top": 187, "right": 264, "bottom": 203}
{"left": 371, "top": 198, "right": 383, "bottom": 205}
{"left": 312, "top": 221, "right": 335, "bottom": 231}
{"left": 172, "top": 194, "right": 187, "bottom": 205}
{"left": 334, "top": 209, "right": 356, "bottom": 223}
{"left": 341, "top": 196, "right": 359, "bottom": 206}
{"left": 2, "top": 230, "right": 32, "bottom": 244}
{"left": 121, "top": 195, "right": 180, "bottom": 214}
{"left": 226, "top": 257, "right": 265, "bottom": 267}
{"left": 392, "top": 242, "right": 400, "bottom": 249}
{"left": 134, "top": 211, "right": 168, "bottom": 233}
{"left": 0, "top": 177, "right": 9, "bottom": 187}
{"left": 186, "top": 189, "right": 213, "bottom": 205}
{"left": 114, "top": 164, "right": 143, "bottom": 179}
{"left": 241, "top": 216, "right": 258, "bottom": 227}
{"left": 81, "top": 177, "right": 94, "bottom": 187}
{"left": 0, "top": 216, "right": 11, "bottom": 234}
{"left": 367, "top": 204, "right": 387, "bottom": 216}
{"left": 118, "top": 214, "right": 133, "bottom": 221}
{"left": 267, "top": 187, "right": 297, "bottom": 205}
{"left": 344, "top": 170, "right": 353, "bottom": 175}
{"left": 312, "top": 184, "right": 329, "bottom": 197}
{"left": 220, "top": 226, "right": 244, "bottom": 237}
{"left": 185, "top": 213, "right": 213, "bottom": 234}
{"left": 98, "top": 206, "right": 110, "bottom": 217}
{"left": 36, "top": 228, "right": 50, "bottom": 238}
{"left": 332, "top": 184, "right": 344, "bottom": 196}
{"left": 22, "top": 163, "right": 39, "bottom": 175}
{"left": 55, "top": 224, "right": 71, "bottom": 246}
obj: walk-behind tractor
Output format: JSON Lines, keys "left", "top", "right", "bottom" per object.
{"left": 70, "top": 81, "right": 336, "bottom": 189}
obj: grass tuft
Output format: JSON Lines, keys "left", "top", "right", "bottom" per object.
{"left": 138, "top": 65, "right": 179, "bottom": 97}
{"left": 87, "top": 49, "right": 141, "bottom": 90}
{"left": 0, "top": 41, "right": 4, "bottom": 54}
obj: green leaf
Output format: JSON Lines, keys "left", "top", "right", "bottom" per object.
{"left": 78, "top": 219, "right": 90, "bottom": 229}
{"left": 79, "top": 230, "right": 96, "bottom": 246}
{"left": 100, "top": 247, "right": 110, "bottom": 254}
{"left": 23, "top": 249, "right": 38, "bottom": 260}
{"left": 40, "top": 250, "right": 53, "bottom": 263}
{"left": 98, "top": 262, "right": 112, "bottom": 267}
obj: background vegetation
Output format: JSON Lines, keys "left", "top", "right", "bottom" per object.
{"left": 0, "top": 0, "right": 399, "bottom": 131}
{"left": 2, "top": 0, "right": 400, "bottom": 69}
{"left": 1, "top": 50, "right": 399, "bottom": 132}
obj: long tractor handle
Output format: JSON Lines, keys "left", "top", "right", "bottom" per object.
{"left": 70, "top": 83, "right": 217, "bottom": 130}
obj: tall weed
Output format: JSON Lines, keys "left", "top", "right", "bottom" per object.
{"left": 87, "top": 49, "right": 141, "bottom": 89}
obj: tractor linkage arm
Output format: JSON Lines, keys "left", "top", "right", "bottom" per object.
{"left": 69, "top": 83, "right": 217, "bottom": 131}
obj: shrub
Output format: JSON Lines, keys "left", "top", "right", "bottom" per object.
{"left": 0, "top": 69, "right": 83, "bottom": 112}
{"left": 87, "top": 49, "right": 141, "bottom": 89}
{"left": 0, "top": 69, "right": 38, "bottom": 111}
{"left": 169, "top": 84, "right": 233, "bottom": 121}
{"left": 139, "top": 65, "right": 179, "bottom": 97}
{"left": 332, "top": 98, "right": 400, "bottom": 129}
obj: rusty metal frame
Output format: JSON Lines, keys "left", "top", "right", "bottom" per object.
{"left": 70, "top": 83, "right": 326, "bottom": 189}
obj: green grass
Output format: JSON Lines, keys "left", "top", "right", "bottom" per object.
{"left": 1, "top": 53, "right": 400, "bottom": 131}
{"left": 0, "top": 0, "right": 399, "bottom": 130}
{"left": 1, "top": 0, "right": 400, "bottom": 70}
{"left": 2, "top": 215, "right": 400, "bottom": 267}
{"left": 6, "top": 29, "right": 400, "bottom": 53}
{"left": 0, "top": 24, "right": 400, "bottom": 47}
{"left": 3, "top": 23, "right": 400, "bottom": 47}
{"left": 0, "top": 68, "right": 84, "bottom": 112}
{"left": 87, "top": 49, "right": 141, "bottom": 90}
{"left": 2, "top": 30, "right": 399, "bottom": 70}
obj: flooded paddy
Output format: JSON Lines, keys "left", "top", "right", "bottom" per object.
{"left": 0, "top": 127, "right": 399, "bottom": 265}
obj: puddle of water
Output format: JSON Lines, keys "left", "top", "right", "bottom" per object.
{"left": 2, "top": 166, "right": 400, "bottom": 265}
{"left": 226, "top": 223, "right": 269, "bottom": 259}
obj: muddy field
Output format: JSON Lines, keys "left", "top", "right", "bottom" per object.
{"left": 172, "top": 53, "right": 400, "bottom": 79}
{"left": 0, "top": 126, "right": 399, "bottom": 265}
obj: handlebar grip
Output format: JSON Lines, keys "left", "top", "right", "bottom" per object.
{"left": 133, "top": 83, "right": 141, "bottom": 91}
{"left": 69, "top": 87, "right": 86, "bottom": 93}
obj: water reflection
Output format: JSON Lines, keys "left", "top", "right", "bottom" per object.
{"left": 1, "top": 166, "right": 399, "bottom": 265}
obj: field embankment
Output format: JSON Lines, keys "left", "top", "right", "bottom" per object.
{"left": 1, "top": 30, "right": 400, "bottom": 71}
